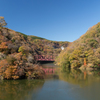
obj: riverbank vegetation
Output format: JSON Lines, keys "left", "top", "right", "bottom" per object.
{"left": 56, "top": 22, "right": 100, "bottom": 70}
{"left": 0, "top": 16, "right": 69, "bottom": 80}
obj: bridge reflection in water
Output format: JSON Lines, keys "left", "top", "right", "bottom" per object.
{"left": 42, "top": 68, "right": 56, "bottom": 75}
{"left": 41, "top": 63, "right": 59, "bottom": 79}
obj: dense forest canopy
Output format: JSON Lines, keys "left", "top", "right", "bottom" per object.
{"left": 56, "top": 22, "right": 100, "bottom": 70}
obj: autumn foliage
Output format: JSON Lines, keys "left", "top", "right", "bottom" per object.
{"left": 0, "top": 16, "right": 7, "bottom": 27}
{"left": 0, "top": 18, "right": 69, "bottom": 80}
{"left": 56, "top": 22, "right": 100, "bottom": 70}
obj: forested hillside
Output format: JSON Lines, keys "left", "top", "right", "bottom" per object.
{"left": 0, "top": 25, "right": 69, "bottom": 80}
{"left": 0, "top": 27, "right": 44, "bottom": 80}
{"left": 29, "top": 35, "right": 69, "bottom": 56}
{"left": 56, "top": 22, "right": 100, "bottom": 70}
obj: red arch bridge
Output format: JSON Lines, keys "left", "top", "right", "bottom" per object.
{"left": 34, "top": 55, "right": 56, "bottom": 61}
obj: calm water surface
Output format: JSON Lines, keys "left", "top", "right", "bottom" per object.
{"left": 0, "top": 63, "right": 100, "bottom": 100}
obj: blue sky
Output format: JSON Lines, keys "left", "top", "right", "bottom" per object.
{"left": 1, "top": 0, "right": 100, "bottom": 42}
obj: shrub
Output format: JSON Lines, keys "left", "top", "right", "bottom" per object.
{"left": 0, "top": 16, "right": 7, "bottom": 27}
{"left": 18, "top": 46, "right": 26, "bottom": 54}
{"left": 88, "top": 39, "right": 98, "bottom": 48}
{"left": 6, "top": 55, "right": 16, "bottom": 65}
{"left": 16, "top": 32, "right": 27, "bottom": 40}
{"left": 71, "top": 60, "right": 81, "bottom": 69}
{"left": 27, "top": 54, "right": 34, "bottom": 63}
{"left": 0, "top": 52, "right": 6, "bottom": 60}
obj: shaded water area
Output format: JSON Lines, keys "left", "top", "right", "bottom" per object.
{"left": 1, "top": 63, "right": 100, "bottom": 100}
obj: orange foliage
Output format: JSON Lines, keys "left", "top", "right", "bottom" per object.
{"left": 4, "top": 67, "right": 12, "bottom": 79}
{"left": 12, "top": 75, "right": 19, "bottom": 79}
{"left": 0, "top": 42, "right": 8, "bottom": 49}
{"left": 14, "top": 52, "right": 22, "bottom": 60}
{"left": 84, "top": 58, "right": 86, "bottom": 66}
{"left": 0, "top": 59, "right": 8, "bottom": 74}
{"left": 4, "top": 66, "right": 18, "bottom": 79}
{"left": 0, "top": 42, "right": 8, "bottom": 54}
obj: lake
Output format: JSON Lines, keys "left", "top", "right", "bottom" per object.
{"left": 0, "top": 63, "right": 100, "bottom": 100}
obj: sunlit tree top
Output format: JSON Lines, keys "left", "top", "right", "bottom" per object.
{"left": 0, "top": 16, "right": 7, "bottom": 27}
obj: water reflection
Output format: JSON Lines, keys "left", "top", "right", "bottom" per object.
{"left": 1, "top": 64, "right": 100, "bottom": 100}
{"left": 42, "top": 63, "right": 100, "bottom": 87}
{"left": 0, "top": 80, "right": 44, "bottom": 100}
{"left": 59, "top": 68, "right": 100, "bottom": 87}
{"left": 42, "top": 63, "right": 59, "bottom": 79}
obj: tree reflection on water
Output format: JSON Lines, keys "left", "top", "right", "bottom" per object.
{"left": 0, "top": 79, "right": 44, "bottom": 100}
{"left": 59, "top": 68, "right": 100, "bottom": 87}
{"left": 1, "top": 64, "right": 100, "bottom": 100}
